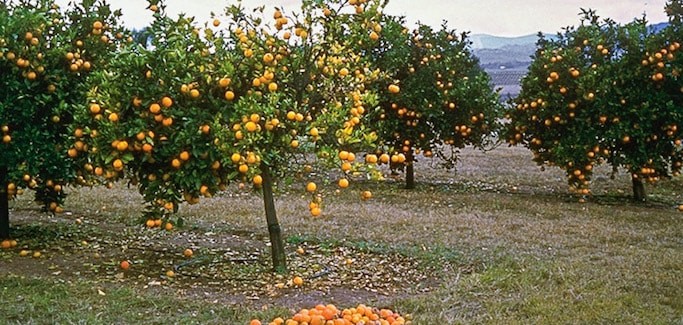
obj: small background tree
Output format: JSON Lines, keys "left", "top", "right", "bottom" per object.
{"left": 366, "top": 17, "right": 502, "bottom": 189}
{"left": 506, "top": 5, "right": 682, "bottom": 201}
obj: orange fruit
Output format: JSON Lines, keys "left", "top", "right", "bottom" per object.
{"left": 338, "top": 178, "right": 349, "bottom": 188}
{"left": 224, "top": 90, "right": 235, "bottom": 100}
{"left": 361, "top": 190, "right": 372, "bottom": 200}
{"left": 164, "top": 222, "right": 173, "bottom": 231}
{"left": 306, "top": 182, "right": 317, "bottom": 192}
{"left": 217, "top": 78, "right": 231, "bottom": 89}
{"left": 212, "top": 19, "right": 220, "bottom": 27}
{"left": 0, "top": 240, "right": 10, "bottom": 249}
{"left": 112, "top": 159, "right": 124, "bottom": 171}
{"left": 189, "top": 89, "right": 200, "bottom": 98}
{"left": 179, "top": 151, "right": 190, "bottom": 161}
{"left": 369, "top": 31, "right": 379, "bottom": 41}
{"left": 239, "top": 164, "right": 249, "bottom": 173}
{"left": 166, "top": 270, "right": 175, "bottom": 278}
{"left": 162, "top": 117, "right": 173, "bottom": 127}
{"left": 388, "top": 84, "right": 400, "bottom": 94}
{"left": 93, "top": 21, "right": 103, "bottom": 29}
{"left": 171, "top": 158, "right": 182, "bottom": 169}
{"left": 183, "top": 248, "right": 193, "bottom": 258}
{"left": 231, "top": 153, "right": 242, "bottom": 164}
{"left": 253, "top": 175, "right": 263, "bottom": 186}
{"left": 120, "top": 260, "right": 130, "bottom": 270}
{"left": 90, "top": 103, "right": 101, "bottom": 114}
{"left": 310, "top": 207, "right": 321, "bottom": 217}
{"left": 245, "top": 121, "right": 258, "bottom": 132}
{"left": 249, "top": 320, "right": 262, "bottom": 325}
{"left": 149, "top": 103, "right": 161, "bottom": 114}
{"left": 292, "top": 276, "right": 303, "bottom": 287}
{"left": 116, "top": 140, "right": 128, "bottom": 152}
{"left": 161, "top": 96, "right": 173, "bottom": 108}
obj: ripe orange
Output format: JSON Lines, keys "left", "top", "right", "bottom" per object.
{"left": 249, "top": 320, "right": 262, "bottom": 325}
{"left": 120, "top": 260, "right": 130, "bottom": 270}
{"left": 171, "top": 158, "right": 182, "bottom": 169}
{"left": 388, "top": 84, "right": 400, "bottom": 94}
{"left": 116, "top": 140, "right": 129, "bottom": 152}
{"left": 179, "top": 151, "right": 190, "bottom": 161}
{"left": 268, "top": 82, "right": 278, "bottom": 92}
{"left": 292, "top": 276, "right": 304, "bottom": 287}
{"left": 161, "top": 96, "right": 173, "bottom": 108}
{"left": 164, "top": 222, "right": 173, "bottom": 231}
{"left": 183, "top": 248, "right": 193, "bottom": 258}
{"left": 189, "top": 89, "right": 200, "bottom": 98}
{"left": 231, "top": 153, "right": 242, "bottom": 164}
{"left": 306, "top": 182, "right": 317, "bottom": 192}
{"left": 369, "top": 31, "right": 379, "bottom": 41}
{"left": 162, "top": 117, "right": 173, "bottom": 127}
{"left": 166, "top": 270, "right": 175, "bottom": 278}
{"left": 218, "top": 77, "right": 231, "bottom": 88}
{"left": 0, "top": 240, "right": 10, "bottom": 249}
{"left": 253, "top": 175, "right": 263, "bottom": 186}
{"left": 90, "top": 103, "right": 101, "bottom": 114}
{"left": 310, "top": 207, "right": 321, "bottom": 217}
{"left": 361, "top": 190, "right": 372, "bottom": 200}
{"left": 2, "top": 135, "right": 10, "bottom": 144}
{"left": 149, "top": 103, "right": 161, "bottom": 114}
{"left": 224, "top": 90, "right": 235, "bottom": 100}
{"left": 338, "top": 178, "right": 349, "bottom": 188}
{"left": 290, "top": 139, "right": 299, "bottom": 148}
{"left": 238, "top": 164, "right": 249, "bottom": 173}
{"left": 108, "top": 113, "right": 119, "bottom": 122}
{"left": 245, "top": 121, "right": 258, "bottom": 132}
{"left": 112, "top": 159, "right": 124, "bottom": 171}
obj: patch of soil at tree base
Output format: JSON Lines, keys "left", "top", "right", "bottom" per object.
{"left": 1, "top": 210, "right": 448, "bottom": 307}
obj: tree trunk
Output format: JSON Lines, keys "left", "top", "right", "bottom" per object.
{"left": 405, "top": 150, "right": 415, "bottom": 190}
{"left": 260, "top": 164, "right": 287, "bottom": 273}
{"left": 0, "top": 166, "right": 9, "bottom": 239}
{"left": 632, "top": 176, "right": 647, "bottom": 202}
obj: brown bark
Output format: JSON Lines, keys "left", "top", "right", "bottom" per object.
{"left": 260, "top": 164, "right": 287, "bottom": 273}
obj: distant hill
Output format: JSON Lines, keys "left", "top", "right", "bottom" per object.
{"left": 470, "top": 33, "right": 551, "bottom": 50}
{"left": 474, "top": 22, "right": 669, "bottom": 100}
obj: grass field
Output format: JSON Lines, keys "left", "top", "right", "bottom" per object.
{"left": 1, "top": 146, "right": 682, "bottom": 324}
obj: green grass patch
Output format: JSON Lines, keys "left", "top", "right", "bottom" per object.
{"left": 0, "top": 276, "right": 287, "bottom": 325}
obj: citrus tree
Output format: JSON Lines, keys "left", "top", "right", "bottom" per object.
{"left": 73, "top": 0, "right": 384, "bottom": 272}
{"left": 506, "top": 5, "right": 682, "bottom": 201}
{"left": 365, "top": 17, "right": 502, "bottom": 189}
{"left": 0, "top": 0, "right": 126, "bottom": 239}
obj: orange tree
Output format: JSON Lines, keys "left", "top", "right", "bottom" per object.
{"left": 72, "top": 0, "right": 384, "bottom": 272}
{"left": 506, "top": 5, "right": 682, "bottom": 202}
{"left": 364, "top": 17, "right": 502, "bottom": 189}
{"left": 0, "top": 0, "right": 126, "bottom": 239}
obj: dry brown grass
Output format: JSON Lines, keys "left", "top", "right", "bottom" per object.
{"left": 3, "top": 146, "right": 682, "bottom": 323}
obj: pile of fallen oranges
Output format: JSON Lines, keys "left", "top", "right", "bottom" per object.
{"left": 249, "top": 304, "right": 410, "bottom": 325}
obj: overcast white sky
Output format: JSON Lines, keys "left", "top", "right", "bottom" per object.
{"left": 57, "top": 0, "right": 670, "bottom": 36}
